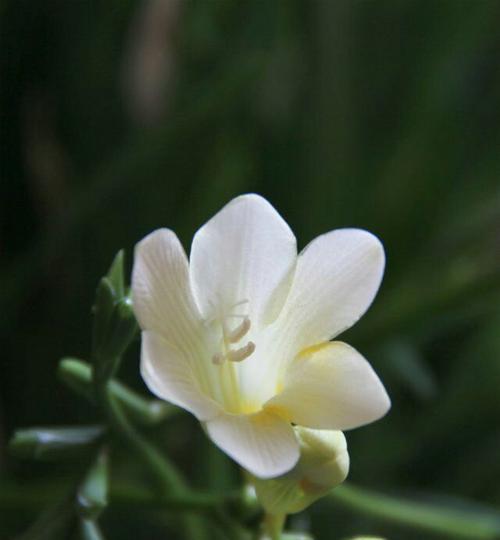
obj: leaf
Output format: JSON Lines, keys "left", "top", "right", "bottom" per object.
{"left": 329, "top": 483, "right": 500, "bottom": 539}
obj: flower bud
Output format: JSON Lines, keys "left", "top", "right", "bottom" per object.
{"left": 9, "top": 426, "right": 104, "bottom": 461}
{"left": 58, "top": 357, "right": 174, "bottom": 425}
{"left": 92, "top": 251, "right": 138, "bottom": 386}
{"left": 253, "top": 427, "right": 349, "bottom": 514}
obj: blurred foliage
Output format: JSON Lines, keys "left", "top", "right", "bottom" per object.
{"left": 2, "top": 0, "right": 500, "bottom": 538}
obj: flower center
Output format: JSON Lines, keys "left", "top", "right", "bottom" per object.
{"left": 210, "top": 299, "right": 256, "bottom": 365}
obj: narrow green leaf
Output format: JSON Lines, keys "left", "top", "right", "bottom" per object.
{"left": 9, "top": 426, "right": 104, "bottom": 461}
{"left": 330, "top": 483, "right": 500, "bottom": 539}
{"left": 77, "top": 450, "right": 108, "bottom": 520}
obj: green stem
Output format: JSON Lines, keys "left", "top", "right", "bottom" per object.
{"left": 96, "top": 380, "right": 208, "bottom": 540}
{"left": 58, "top": 357, "right": 176, "bottom": 426}
{"left": 261, "top": 513, "right": 286, "bottom": 540}
{"left": 330, "top": 483, "right": 500, "bottom": 539}
{"left": 0, "top": 481, "right": 230, "bottom": 512}
{"left": 103, "top": 387, "right": 185, "bottom": 494}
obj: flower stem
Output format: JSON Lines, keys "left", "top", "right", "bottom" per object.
{"left": 261, "top": 512, "right": 286, "bottom": 540}
{"left": 0, "top": 480, "right": 232, "bottom": 513}
{"left": 96, "top": 378, "right": 206, "bottom": 539}
{"left": 103, "top": 386, "right": 184, "bottom": 494}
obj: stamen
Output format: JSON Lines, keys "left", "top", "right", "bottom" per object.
{"left": 227, "top": 342, "right": 255, "bottom": 363}
{"left": 227, "top": 317, "right": 251, "bottom": 343}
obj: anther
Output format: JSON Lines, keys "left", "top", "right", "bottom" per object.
{"left": 227, "top": 341, "right": 256, "bottom": 363}
{"left": 227, "top": 317, "right": 251, "bottom": 343}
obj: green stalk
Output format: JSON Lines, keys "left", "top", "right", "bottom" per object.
{"left": 0, "top": 481, "right": 226, "bottom": 512}
{"left": 261, "top": 513, "right": 286, "bottom": 540}
{"left": 95, "top": 380, "right": 208, "bottom": 539}
{"left": 99, "top": 384, "right": 185, "bottom": 494}
{"left": 58, "top": 357, "right": 176, "bottom": 426}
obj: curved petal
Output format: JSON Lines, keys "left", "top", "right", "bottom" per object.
{"left": 275, "top": 229, "right": 385, "bottom": 354}
{"left": 205, "top": 409, "right": 299, "bottom": 479}
{"left": 132, "top": 229, "right": 206, "bottom": 357}
{"left": 189, "top": 194, "right": 297, "bottom": 329}
{"left": 141, "top": 331, "right": 221, "bottom": 421}
{"left": 267, "top": 341, "right": 390, "bottom": 430}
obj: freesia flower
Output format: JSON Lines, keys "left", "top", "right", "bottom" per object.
{"left": 132, "top": 194, "right": 390, "bottom": 478}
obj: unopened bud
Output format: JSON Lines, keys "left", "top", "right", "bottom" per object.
{"left": 253, "top": 427, "right": 349, "bottom": 514}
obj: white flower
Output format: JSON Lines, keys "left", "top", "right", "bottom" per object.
{"left": 132, "top": 194, "right": 390, "bottom": 479}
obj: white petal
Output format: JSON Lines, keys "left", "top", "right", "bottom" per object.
{"left": 141, "top": 331, "right": 220, "bottom": 421}
{"left": 276, "top": 229, "right": 385, "bottom": 352}
{"left": 267, "top": 341, "right": 390, "bottom": 430}
{"left": 205, "top": 410, "right": 299, "bottom": 478}
{"left": 132, "top": 229, "right": 206, "bottom": 356}
{"left": 189, "top": 194, "right": 297, "bottom": 328}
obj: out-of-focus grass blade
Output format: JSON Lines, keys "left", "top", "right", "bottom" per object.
{"left": 380, "top": 339, "right": 437, "bottom": 401}
{"left": 330, "top": 483, "right": 500, "bottom": 539}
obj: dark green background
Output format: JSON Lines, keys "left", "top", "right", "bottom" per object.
{"left": 2, "top": 1, "right": 500, "bottom": 538}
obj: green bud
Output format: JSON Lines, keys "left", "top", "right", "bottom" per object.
{"left": 101, "top": 296, "right": 138, "bottom": 362}
{"left": 91, "top": 278, "right": 115, "bottom": 358}
{"left": 9, "top": 426, "right": 104, "bottom": 461}
{"left": 106, "top": 250, "right": 125, "bottom": 299}
{"left": 58, "top": 357, "right": 173, "bottom": 425}
{"left": 77, "top": 450, "right": 108, "bottom": 519}
{"left": 253, "top": 427, "right": 349, "bottom": 514}
{"left": 58, "top": 358, "right": 95, "bottom": 403}
{"left": 91, "top": 251, "right": 138, "bottom": 388}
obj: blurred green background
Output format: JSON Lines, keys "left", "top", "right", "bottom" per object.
{"left": 2, "top": 0, "right": 500, "bottom": 538}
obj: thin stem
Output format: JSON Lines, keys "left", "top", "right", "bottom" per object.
{"left": 261, "top": 513, "right": 286, "bottom": 540}
{"left": 330, "top": 483, "right": 500, "bottom": 539}
{"left": 96, "top": 382, "right": 206, "bottom": 539}
{"left": 104, "top": 388, "right": 185, "bottom": 494}
{"left": 0, "top": 480, "right": 233, "bottom": 513}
